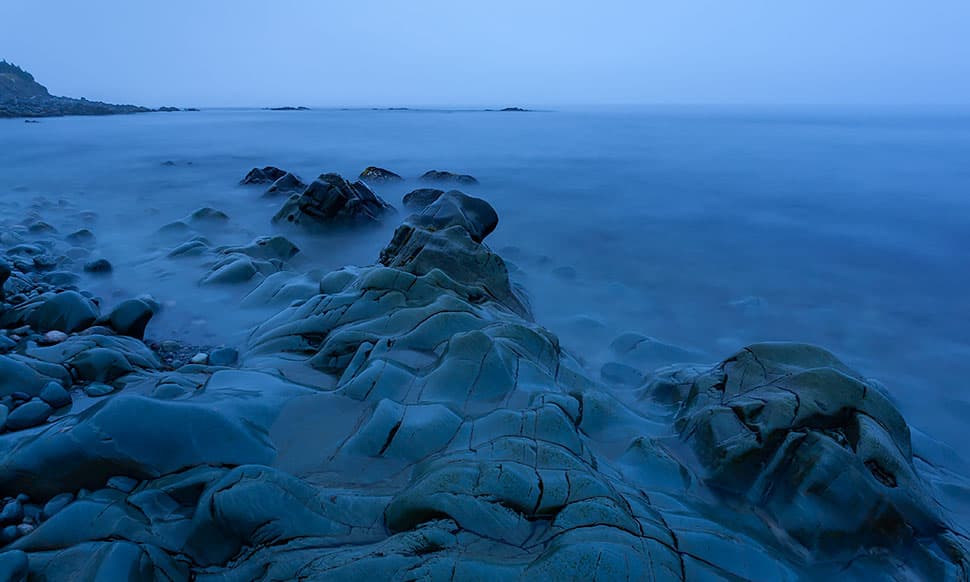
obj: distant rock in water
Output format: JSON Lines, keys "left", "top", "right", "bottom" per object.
{"left": 264, "top": 106, "right": 310, "bottom": 111}
{"left": 263, "top": 172, "right": 306, "bottom": 197}
{"left": 156, "top": 106, "right": 180, "bottom": 112}
{"left": 402, "top": 188, "right": 445, "bottom": 210}
{"left": 240, "top": 166, "right": 288, "bottom": 185}
{"left": 359, "top": 166, "right": 403, "bottom": 184}
{"left": 0, "top": 60, "right": 150, "bottom": 118}
{"left": 273, "top": 173, "right": 394, "bottom": 228}
{"left": 419, "top": 169, "right": 479, "bottom": 185}
{"left": 500, "top": 107, "right": 530, "bottom": 112}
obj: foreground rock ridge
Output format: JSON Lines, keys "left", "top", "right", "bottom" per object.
{"left": 0, "top": 60, "right": 154, "bottom": 118}
{"left": 0, "top": 180, "right": 967, "bottom": 581}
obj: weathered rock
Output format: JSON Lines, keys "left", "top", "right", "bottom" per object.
{"left": 208, "top": 347, "right": 238, "bottom": 367}
{"left": 82, "top": 258, "right": 112, "bottom": 274}
{"left": 0, "top": 550, "right": 28, "bottom": 582}
{"left": 5, "top": 399, "right": 52, "bottom": 431}
{"left": 273, "top": 173, "right": 394, "bottom": 228}
{"left": 104, "top": 299, "right": 155, "bottom": 339}
{"left": 19, "top": 291, "right": 99, "bottom": 333}
{"left": 38, "top": 382, "right": 71, "bottom": 408}
{"left": 419, "top": 169, "right": 479, "bottom": 185}
{"left": 263, "top": 172, "right": 306, "bottom": 197}
{"left": 359, "top": 166, "right": 403, "bottom": 184}
{"left": 402, "top": 188, "right": 444, "bottom": 211}
{"left": 240, "top": 166, "right": 287, "bottom": 185}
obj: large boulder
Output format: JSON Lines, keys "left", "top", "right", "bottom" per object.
{"left": 272, "top": 173, "right": 394, "bottom": 228}
{"left": 402, "top": 188, "right": 444, "bottom": 211}
{"left": 644, "top": 342, "right": 952, "bottom": 557}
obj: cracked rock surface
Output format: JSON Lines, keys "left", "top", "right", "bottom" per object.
{"left": 0, "top": 186, "right": 967, "bottom": 581}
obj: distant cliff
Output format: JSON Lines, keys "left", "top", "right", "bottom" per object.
{"left": 0, "top": 60, "right": 151, "bottom": 118}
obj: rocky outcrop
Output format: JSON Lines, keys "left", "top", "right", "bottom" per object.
{"left": 0, "top": 61, "right": 151, "bottom": 119}
{"left": 272, "top": 173, "right": 395, "bottom": 228}
{"left": 0, "top": 188, "right": 967, "bottom": 581}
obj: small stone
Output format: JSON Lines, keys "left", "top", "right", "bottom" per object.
{"left": 83, "top": 258, "right": 113, "bottom": 274}
{"left": 40, "top": 330, "right": 68, "bottom": 345}
{"left": 190, "top": 352, "right": 209, "bottom": 365}
{"left": 0, "top": 405, "right": 8, "bottom": 430}
{"left": 39, "top": 382, "right": 71, "bottom": 408}
{"left": 83, "top": 383, "right": 115, "bottom": 397}
{"left": 5, "top": 399, "right": 53, "bottom": 430}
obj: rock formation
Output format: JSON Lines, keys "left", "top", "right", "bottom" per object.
{"left": 0, "top": 60, "right": 151, "bottom": 118}
{"left": 0, "top": 184, "right": 966, "bottom": 581}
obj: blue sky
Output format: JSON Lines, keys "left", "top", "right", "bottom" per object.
{"left": 3, "top": 0, "right": 969, "bottom": 107}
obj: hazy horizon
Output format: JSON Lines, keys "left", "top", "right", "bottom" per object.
{"left": 4, "top": 0, "right": 970, "bottom": 108}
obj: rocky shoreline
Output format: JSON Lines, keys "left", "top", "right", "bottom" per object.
{"left": 0, "top": 165, "right": 967, "bottom": 580}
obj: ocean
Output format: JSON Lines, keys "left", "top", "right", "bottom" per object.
{"left": 2, "top": 104, "right": 969, "bottom": 467}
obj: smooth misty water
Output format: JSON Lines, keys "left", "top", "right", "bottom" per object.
{"left": 1, "top": 106, "right": 969, "bottom": 460}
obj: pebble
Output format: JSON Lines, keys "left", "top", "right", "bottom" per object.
{"left": 40, "top": 330, "right": 68, "bottom": 345}
{"left": 83, "top": 383, "right": 114, "bottom": 397}
{"left": 189, "top": 352, "right": 209, "bottom": 365}
{"left": 107, "top": 476, "right": 139, "bottom": 493}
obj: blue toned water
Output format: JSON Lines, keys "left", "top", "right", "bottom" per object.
{"left": 1, "top": 105, "right": 969, "bottom": 464}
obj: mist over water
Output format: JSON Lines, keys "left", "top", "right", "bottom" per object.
{"left": 2, "top": 104, "right": 969, "bottom": 457}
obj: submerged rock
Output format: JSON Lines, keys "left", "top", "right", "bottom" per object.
{"left": 419, "top": 169, "right": 479, "bottom": 185}
{"left": 272, "top": 173, "right": 394, "bottom": 228}
{"left": 359, "top": 166, "right": 403, "bottom": 184}
{"left": 240, "top": 166, "right": 287, "bottom": 185}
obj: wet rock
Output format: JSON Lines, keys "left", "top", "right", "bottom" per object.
{"left": 209, "top": 347, "right": 238, "bottom": 367}
{"left": 273, "top": 173, "right": 394, "bottom": 228}
{"left": 82, "top": 258, "right": 112, "bottom": 274}
{"left": 402, "top": 188, "right": 444, "bottom": 211}
{"left": 20, "top": 291, "right": 99, "bottom": 333}
{"left": 39, "top": 381, "right": 71, "bottom": 408}
{"left": 65, "top": 228, "right": 96, "bottom": 246}
{"left": 104, "top": 298, "right": 155, "bottom": 339}
{"left": 0, "top": 404, "right": 7, "bottom": 430}
{"left": 0, "top": 259, "right": 10, "bottom": 299}
{"left": 359, "top": 166, "right": 403, "bottom": 184}
{"left": 241, "top": 166, "right": 287, "bottom": 185}
{"left": 5, "top": 399, "right": 52, "bottom": 430}
{"left": 189, "top": 353, "right": 208, "bottom": 365}
{"left": 71, "top": 347, "right": 135, "bottom": 382}
{"left": 83, "top": 383, "right": 114, "bottom": 397}
{"left": 263, "top": 172, "right": 306, "bottom": 197}
{"left": 189, "top": 207, "right": 230, "bottom": 225}
{"left": 644, "top": 342, "right": 949, "bottom": 557}
{"left": 201, "top": 255, "right": 259, "bottom": 285}
{"left": 222, "top": 236, "right": 299, "bottom": 261}
{"left": 420, "top": 169, "right": 479, "bottom": 185}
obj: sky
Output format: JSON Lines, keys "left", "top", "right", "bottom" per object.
{"left": 3, "top": 0, "right": 970, "bottom": 108}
